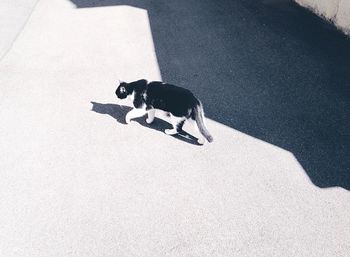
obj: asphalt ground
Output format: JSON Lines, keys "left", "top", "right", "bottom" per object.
{"left": 0, "top": 1, "right": 349, "bottom": 256}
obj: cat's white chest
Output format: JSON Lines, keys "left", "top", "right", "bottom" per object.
{"left": 127, "top": 92, "right": 135, "bottom": 102}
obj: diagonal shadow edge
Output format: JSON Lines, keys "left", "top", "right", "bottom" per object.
{"left": 70, "top": 0, "right": 350, "bottom": 190}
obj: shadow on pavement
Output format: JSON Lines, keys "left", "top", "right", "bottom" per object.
{"left": 91, "top": 101, "right": 201, "bottom": 145}
{"left": 75, "top": 1, "right": 350, "bottom": 189}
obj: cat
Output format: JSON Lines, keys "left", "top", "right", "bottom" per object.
{"left": 115, "top": 79, "right": 213, "bottom": 144}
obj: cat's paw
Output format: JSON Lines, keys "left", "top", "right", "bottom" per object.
{"left": 125, "top": 113, "right": 132, "bottom": 124}
{"left": 146, "top": 117, "right": 154, "bottom": 124}
{"left": 197, "top": 138, "right": 205, "bottom": 145}
{"left": 165, "top": 129, "right": 178, "bottom": 135}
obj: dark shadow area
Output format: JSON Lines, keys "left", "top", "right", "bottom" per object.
{"left": 75, "top": 1, "right": 350, "bottom": 189}
{"left": 91, "top": 101, "right": 201, "bottom": 145}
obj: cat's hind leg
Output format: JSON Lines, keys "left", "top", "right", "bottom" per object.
{"left": 125, "top": 108, "right": 147, "bottom": 124}
{"left": 165, "top": 115, "right": 185, "bottom": 135}
{"left": 146, "top": 109, "right": 156, "bottom": 124}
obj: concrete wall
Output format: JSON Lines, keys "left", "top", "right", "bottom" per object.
{"left": 0, "top": 0, "right": 38, "bottom": 59}
{"left": 295, "top": 0, "right": 350, "bottom": 35}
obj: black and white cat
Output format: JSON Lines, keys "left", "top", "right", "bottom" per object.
{"left": 115, "top": 79, "right": 213, "bottom": 144}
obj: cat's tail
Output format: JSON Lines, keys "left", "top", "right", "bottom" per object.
{"left": 193, "top": 102, "right": 213, "bottom": 143}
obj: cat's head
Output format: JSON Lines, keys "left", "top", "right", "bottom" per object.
{"left": 115, "top": 81, "right": 128, "bottom": 99}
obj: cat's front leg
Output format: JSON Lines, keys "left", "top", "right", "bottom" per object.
{"left": 125, "top": 113, "right": 132, "bottom": 124}
{"left": 125, "top": 108, "right": 147, "bottom": 124}
{"left": 146, "top": 109, "right": 156, "bottom": 124}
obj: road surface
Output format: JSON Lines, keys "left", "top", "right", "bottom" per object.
{"left": 0, "top": 1, "right": 349, "bottom": 256}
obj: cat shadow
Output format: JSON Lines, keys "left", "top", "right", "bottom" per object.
{"left": 90, "top": 101, "right": 201, "bottom": 145}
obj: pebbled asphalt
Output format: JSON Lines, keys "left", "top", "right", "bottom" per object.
{"left": 72, "top": 0, "right": 350, "bottom": 189}
{"left": 0, "top": 0, "right": 349, "bottom": 256}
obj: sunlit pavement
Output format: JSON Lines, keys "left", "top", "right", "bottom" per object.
{"left": 0, "top": 1, "right": 349, "bottom": 256}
